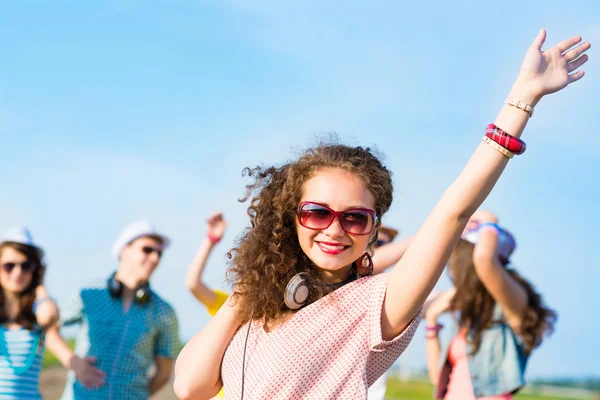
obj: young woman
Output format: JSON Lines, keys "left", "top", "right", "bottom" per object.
{"left": 0, "top": 226, "right": 59, "bottom": 399}
{"left": 184, "top": 213, "right": 409, "bottom": 400}
{"left": 424, "top": 211, "right": 557, "bottom": 400}
{"left": 174, "top": 30, "right": 589, "bottom": 400}
{"left": 184, "top": 212, "right": 230, "bottom": 399}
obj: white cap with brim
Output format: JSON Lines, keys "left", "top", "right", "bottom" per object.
{"left": 461, "top": 222, "right": 516, "bottom": 263}
{"left": 0, "top": 226, "right": 45, "bottom": 260}
{"left": 111, "top": 220, "right": 171, "bottom": 259}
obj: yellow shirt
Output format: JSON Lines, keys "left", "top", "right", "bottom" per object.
{"left": 205, "top": 290, "right": 230, "bottom": 398}
{"left": 206, "top": 290, "right": 229, "bottom": 317}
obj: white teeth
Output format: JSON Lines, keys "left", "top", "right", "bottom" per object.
{"left": 318, "top": 242, "right": 346, "bottom": 250}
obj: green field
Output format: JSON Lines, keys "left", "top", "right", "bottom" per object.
{"left": 42, "top": 344, "right": 592, "bottom": 400}
{"left": 385, "top": 378, "right": 592, "bottom": 400}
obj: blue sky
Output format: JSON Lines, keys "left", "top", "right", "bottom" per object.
{"left": 1, "top": 1, "right": 598, "bottom": 378}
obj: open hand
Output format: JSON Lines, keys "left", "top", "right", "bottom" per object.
{"left": 72, "top": 356, "right": 106, "bottom": 389}
{"left": 517, "top": 29, "right": 590, "bottom": 101}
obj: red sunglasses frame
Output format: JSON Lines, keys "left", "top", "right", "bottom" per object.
{"left": 296, "top": 201, "right": 379, "bottom": 235}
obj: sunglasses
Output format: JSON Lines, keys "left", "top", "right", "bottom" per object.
{"left": 2, "top": 261, "right": 36, "bottom": 274}
{"left": 376, "top": 239, "right": 390, "bottom": 247}
{"left": 141, "top": 246, "right": 163, "bottom": 258}
{"left": 296, "top": 202, "right": 378, "bottom": 235}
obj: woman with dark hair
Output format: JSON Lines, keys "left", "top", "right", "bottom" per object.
{"left": 424, "top": 211, "right": 556, "bottom": 400}
{"left": 174, "top": 30, "right": 589, "bottom": 400}
{"left": 0, "top": 226, "right": 59, "bottom": 399}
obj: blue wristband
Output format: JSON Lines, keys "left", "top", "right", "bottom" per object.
{"left": 32, "top": 296, "right": 54, "bottom": 314}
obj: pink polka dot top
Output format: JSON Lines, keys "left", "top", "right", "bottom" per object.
{"left": 221, "top": 273, "right": 421, "bottom": 399}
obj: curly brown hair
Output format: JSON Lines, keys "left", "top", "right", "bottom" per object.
{"left": 448, "top": 239, "right": 557, "bottom": 355}
{"left": 227, "top": 141, "right": 394, "bottom": 323}
{"left": 0, "top": 242, "right": 44, "bottom": 330}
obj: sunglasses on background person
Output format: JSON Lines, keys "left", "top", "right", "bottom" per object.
{"left": 375, "top": 239, "right": 390, "bottom": 247}
{"left": 2, "top": 261, "right": 36, "bottom": 273}
{"left": 140, "top": 246, "right": 163, "bottom": 259}
{"left": 297, "top": 202, "right": 378, "bottom": 235}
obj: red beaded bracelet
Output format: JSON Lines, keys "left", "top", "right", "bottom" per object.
{"left": 207, "top": 234, "right": 221, "bottom": 244}
{"left": 485, "top": 124, "right": 527, "bottom": 155}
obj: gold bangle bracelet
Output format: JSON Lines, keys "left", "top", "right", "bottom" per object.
{"left": 504, "top": 98, "right": 534, "bottom": 117}
{"left": 482, "top": 136, "right": 515, "bottom": 159}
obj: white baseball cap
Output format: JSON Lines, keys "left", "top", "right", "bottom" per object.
{"left": 0, "top": 226, "right": 45, "bottom": 259}
{"left": 111, "top": 220, "right": 171, "bottom": 259}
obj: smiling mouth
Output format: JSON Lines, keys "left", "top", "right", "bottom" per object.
{"left": 316, "top": 241, "right": 351, "bottom": 255}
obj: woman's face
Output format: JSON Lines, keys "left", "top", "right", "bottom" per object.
{"left": 296, "top": 168, "right": 377, "bottom": 282}
{"left": 0, "top": 247, "right": 35, "bottom": 295}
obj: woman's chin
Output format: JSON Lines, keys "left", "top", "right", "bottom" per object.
{"left": 4, "top": 286, "right": 27, "bottom": 295}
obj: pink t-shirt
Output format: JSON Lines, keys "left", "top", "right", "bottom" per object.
{"left": 221, "top": 273, "right": 421, "bottom": 399}
{"left": 445, "top": 330, "right": 512, "bottom": 400}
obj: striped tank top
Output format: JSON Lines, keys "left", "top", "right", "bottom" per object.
{"left": 0, "top": 326, "right": 43, "bottom": 400}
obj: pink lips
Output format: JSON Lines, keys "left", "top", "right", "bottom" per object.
{"left": 316, "top": 241, "right": 350, "bottom": 255}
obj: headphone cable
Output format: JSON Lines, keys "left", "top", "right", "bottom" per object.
{"left": 240, "top": 309, "right": 255, "bottom": 400}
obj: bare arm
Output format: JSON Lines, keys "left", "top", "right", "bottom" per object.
{"left": 473, "top": 226, "right": 528, "bottom": 332}
{"left": 45, "top": 325, "right": 106, "bottom": 389}
{"left": 425, "top": 328, "right": 442, "bottom": 385}
{"left": 184, "top": 212, "right": 227, "bottom": 307}
{"left": 150, "top": 356, "right": 174, "bottom": 396}
{"left": 382, "top": 31, "right": 590, "bottom": 340}
{"left": 423, "top": 288, "right": 455, "bottom": 385}
{"left": 44, "top": 325, "right": 75, "bottom": 369}
{"left": 372, "top": 237, "right": 413, "bottom": 274}
{"left": 184, "top": 238, "right": 218, "bottom": 306}
{"left": 173, "top": 297, "right": 242, "bottom": 400}
{"left": 34, "top": 285, "right": 59, "bottom": 329}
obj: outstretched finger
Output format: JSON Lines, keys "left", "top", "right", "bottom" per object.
{"left": 567, "top": 54, "right": 589, "bottom": 73}
{"left": 556, "top": 35, "right": 582, "bottom": 53}
{"left": 564, "top": 41, "right": 591, "bottom": 63}
{"left": 568, "top": 70, "right": 585, "bottom": 84}
{"left": 531, "top": 28, "right": 546, "bottom": 51}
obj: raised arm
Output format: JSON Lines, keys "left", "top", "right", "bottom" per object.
{"left": 174, "top": 296, "right": 243, "bottom": 400}
{"left": 184, "top": 212, "right": 227, "bottom": 307}
{"left": 382, "top": 30, "right": 590, "bottom": 340}
{"left": 372, "top": 236, "right": 413, "bottom": 274}
{"left": 33, "top": 284, "right": 59, "bottom": 329}
{"left": 471, "top": 217, "right": 528, "bottom": 332}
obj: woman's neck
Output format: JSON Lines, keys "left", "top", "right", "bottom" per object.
{"left": 3, "top": 293, "right": 21, "bottom": 321}
{"left": 322, "top": 264, "right": 354, "bottom": 285}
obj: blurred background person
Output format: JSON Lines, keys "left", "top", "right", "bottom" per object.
{"left": 424, "top": 211, "right": 557, "bottom": 400}
{"left": 0, "top": 226, "right": 59, "bottom": 400}
{"left": 46, "top": 220, "right": 179, "bottom": 400}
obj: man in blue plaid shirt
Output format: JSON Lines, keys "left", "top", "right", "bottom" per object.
{"left": 46, "top": 220, "right": 180, "bottom": 399}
